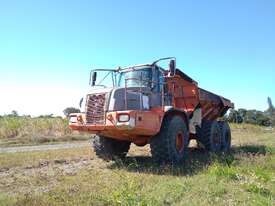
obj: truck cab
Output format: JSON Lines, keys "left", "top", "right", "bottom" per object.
{"left": 69, "top": 60, "right": 173, "bottom": 145}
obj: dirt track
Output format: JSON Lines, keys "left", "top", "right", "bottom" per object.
{"left": 0, "top": 142, "right": 89, "bottom": 153}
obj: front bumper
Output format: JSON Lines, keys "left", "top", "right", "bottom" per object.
{"left": 69, "top": 110, "right": 162, "bottom": 140}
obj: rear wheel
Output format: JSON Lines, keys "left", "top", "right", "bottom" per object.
{"left": 93, "top": 135, "right": 131, "bottom": 160}
{"left": 150, "top": 115, "right": 189, "bottom": 165}
{"left": 196, "top": 120, "right": 222, "bottom": 152}
{"left": 219, "top": 121, "right": 231, "bottom": 152}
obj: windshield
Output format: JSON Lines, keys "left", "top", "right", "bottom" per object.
{"left": 118, "top": 67, "right": 152, "bottom": 87}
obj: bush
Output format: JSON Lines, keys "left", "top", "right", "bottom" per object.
{"left": 63, "top": 107, "right": 80, "bottom": 118}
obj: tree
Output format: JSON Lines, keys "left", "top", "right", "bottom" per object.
{"left": 227, "top": 109, "right": 243, "bottom": 123}
{"left": 238, "top": 108, "right": 247, "bottom": 121}
{"left": 11, "top": 110, "right": 19, "bottom": 117}
{"left": 255, "top": 111, "right": 271, "bottom": 126}
{"left": 7, "top": 110, "right": 19, "bottom": 117}
{"left": 266, "top": 97, "right": 275, "bottom": 126}
{"left": 63, "top": 107, "right": 80, "bottom": 118}
{"left": 38, "top": 114, "right": 54, "bottom": 118}
{"left": 244, "top": 110, "right": 257, "bottom": 125}
{"left": 267, "top": 97, "right": 274, "bottom": 111}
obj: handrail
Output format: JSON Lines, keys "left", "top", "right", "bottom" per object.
{"left": 151, "top": 57, "right": 176, "bottom": 65}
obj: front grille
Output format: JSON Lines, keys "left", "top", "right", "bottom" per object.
{"left": 85, "top": 93, "right": 106, "bottom": 124}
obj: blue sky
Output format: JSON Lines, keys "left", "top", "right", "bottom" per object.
{"left": 0, "top": 0, "right": 274, "bottom": 116}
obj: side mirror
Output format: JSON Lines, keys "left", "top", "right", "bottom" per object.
{"left": 79, "top": 97, "right": 84, "bottom": 108}
{"left": 169, "top": 60, "right": 176, "bottom": 76}
{"left": 92, "top": 72, "right": 97, "bottom": 86}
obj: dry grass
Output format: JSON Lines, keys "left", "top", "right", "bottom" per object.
{"left": 0, "top": 124, "right": 274, "bottom": 206}
{"left": 0, "top": 117, "right": 90, "bottom": 147}
{"left": 0, "top": 117, "right": 70, "bottom": 139}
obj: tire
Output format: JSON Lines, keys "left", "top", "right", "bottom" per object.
{"left": 150, "top": 115, "right": 189, "bottom": 165}
{"left": 219, "top": 121, "right": 231, "bottom": 152}
{"left": 92, "top": 135, "right": 131, "bottom": 160}
{"left": 196, "top": 140, "right": 204, "bottom": 149}
{"left": 196, "top": 120, "right": 222, "bottom": 152}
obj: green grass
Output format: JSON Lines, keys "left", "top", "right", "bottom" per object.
{"left": 0, "top": 123, "right": 274, "bottom": 206}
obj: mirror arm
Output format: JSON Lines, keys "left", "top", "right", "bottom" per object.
{"left": 89, "top": 70, "right": 92, "bottom": 85}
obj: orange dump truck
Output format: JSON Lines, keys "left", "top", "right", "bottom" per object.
{"left": 69, "top": 58, "right": 234, "bottom": 164}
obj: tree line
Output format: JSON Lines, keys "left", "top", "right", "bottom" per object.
{"left": 2, "top": 98, "right": 275, "bottom": 127}
{"left": 225, "top": 97, "right": 275, "bottom": 126}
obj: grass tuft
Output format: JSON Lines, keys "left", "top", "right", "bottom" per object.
{"left": 246, "top": 183, "right": 272, "bottom": 197}
{"left": 208, "top": 163, "right": 241, "bottom": 181}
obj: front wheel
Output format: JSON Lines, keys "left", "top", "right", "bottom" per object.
{"left": 93, "top": 135, "right": 131, "bottom": 160}
{"left": 150, "top": 115, "right": 189, "bottom": 165}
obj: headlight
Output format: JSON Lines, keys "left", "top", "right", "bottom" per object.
{"left": 69, "top": 116, "right": 77, "bottom": 123}
{"left": 118, "top": 114, "right": 130, "bottom": 122}
{"left": 77, "top": 115, "right": 83, "bottom": 123}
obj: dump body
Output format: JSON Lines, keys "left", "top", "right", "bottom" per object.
{"left": 165, "top": 69, "right": 233, "bottom": 119}
{"left": 199, "top": 88, "right": 234, "bottom": 121}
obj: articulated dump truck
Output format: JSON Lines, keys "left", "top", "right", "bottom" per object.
{"left": 69, "top": 58, "right": 234, "bottom": 164}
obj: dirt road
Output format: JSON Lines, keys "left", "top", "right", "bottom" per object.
{"left": 0, "top": 142, "right": 89, "bottom": 153}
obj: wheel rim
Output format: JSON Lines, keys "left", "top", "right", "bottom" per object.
{"left": 176, "top": 131, "right": 184, "bottom": 153}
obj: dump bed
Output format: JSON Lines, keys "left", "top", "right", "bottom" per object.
{"left": 198, "top": 88, "right": 234, "bottom": 121}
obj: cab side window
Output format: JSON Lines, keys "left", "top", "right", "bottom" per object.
{"left": 152, "top": 66, "right": 164, "bottom": 93}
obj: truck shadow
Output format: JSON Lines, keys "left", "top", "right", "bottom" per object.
{"left": 107, "top": 145, "right": 271, "bottom": 176}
